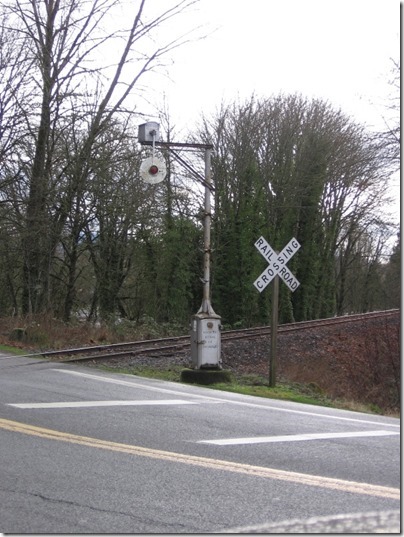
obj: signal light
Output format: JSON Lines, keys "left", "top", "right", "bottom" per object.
{"left": 149, "top": 165, "right": 159, "bottom": 175}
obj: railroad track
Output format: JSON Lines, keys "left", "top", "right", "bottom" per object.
{"left": 33, "top": 309, "right": 398, "bottom": 363}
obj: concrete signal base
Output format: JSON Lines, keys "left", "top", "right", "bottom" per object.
{"left": 180, "top": 368, "right": 233, "bottom": 385}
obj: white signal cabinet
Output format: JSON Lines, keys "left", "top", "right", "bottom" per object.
{"left": 190, "top": 314, "right": 222, "bottom": 369}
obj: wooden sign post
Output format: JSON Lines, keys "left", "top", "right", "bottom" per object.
{"left": 253, "top": 236, "right": 301, "bottom": 386}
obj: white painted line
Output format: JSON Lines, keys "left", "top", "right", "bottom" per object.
{"left": 198, "top": 430, "right": 400, "bottom": 446}
{"left": 225, "top": 400, "right": 401, "bottom": 428}
{"left": 9, "top": 399, "right": 210, "bottom": 409}
{"left": 52, "top": 369, "right": 400, "bottom": 428}
{"left": 52, "top": 369, "right": 223, "bottom": 401}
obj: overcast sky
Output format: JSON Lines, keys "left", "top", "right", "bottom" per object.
{"left": 137, "top": 0, "right": 400, "bottom": 223}
{"left": 145, "top": 0, "right": 399, "bottom": 131}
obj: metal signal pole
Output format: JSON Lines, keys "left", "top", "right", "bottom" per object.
{"left": 138, "top": 123, "right": 221, "bottom": 370}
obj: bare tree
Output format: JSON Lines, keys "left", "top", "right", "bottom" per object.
{"left": 379, "top": 59, "right": 400, "bottom": 170}
{"left": 0, "top": 8, "right": 34, "bottom": 192}
{"left": 1, "top": 0, "right": 201, "bottom": 314}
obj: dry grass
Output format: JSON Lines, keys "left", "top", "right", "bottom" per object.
{"left": 0, "top": 314, "right": 186, "bottom": 352}
{"left": 277, "top": 318, "right": 400, "bottom": 414}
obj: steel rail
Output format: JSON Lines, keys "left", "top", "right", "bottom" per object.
{"left": 5, "top": 310, "right": 397, "bottom": 363}
{"left": 51, "top": 309, "right": 398, "bottom": 363}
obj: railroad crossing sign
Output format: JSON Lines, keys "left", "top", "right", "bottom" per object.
{"left": 253, "top": 236, "right": 301, "bottom": 292}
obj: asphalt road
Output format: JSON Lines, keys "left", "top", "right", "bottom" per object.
{"left": 0, "top": 353, "right": 400, "bottom": 533}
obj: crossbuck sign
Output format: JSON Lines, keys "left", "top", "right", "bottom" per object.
{"left": 253, "top": 236, "right": 301, "bottom": 292}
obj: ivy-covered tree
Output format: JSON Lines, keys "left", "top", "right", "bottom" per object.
{"left": 199, "top": 94, "right": 393, "bottom": 325}
{"left": 380, "top": 232, "right": 400, "bottom": 309}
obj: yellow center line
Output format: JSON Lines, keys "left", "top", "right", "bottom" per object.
{"left": 0, "top": 418, "right": 399, "bottom": 500}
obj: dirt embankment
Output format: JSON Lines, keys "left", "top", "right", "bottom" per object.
{"left": 222, "top": 314, "right": 400, "bottom": 413}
